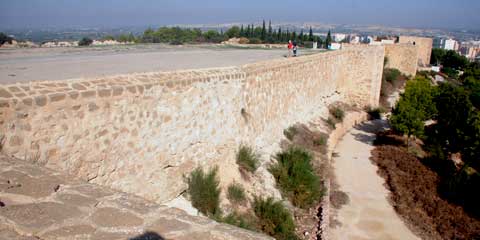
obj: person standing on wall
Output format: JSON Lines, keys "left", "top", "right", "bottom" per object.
{"left": 287, "top": 40, "right": 293, "bottom": 57}
{"left": 293, "top": 41, "right": 298, "bottom": 57}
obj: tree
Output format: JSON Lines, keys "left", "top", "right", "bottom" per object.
{"left": 240, "top": 25, "right": 245, "bottom": 37}
{"left": 430, "top": 48, "right": 446, "bottom": 65}
{"left": 309, "top": 27, "right": 313, "bottom": 41}
{"left": 277, "top": 27, "right": 282, "bottom": 42}
{"left": 325, "top": 30, "right": 332, "bottom": 49}
{"left": 268, "top": 20, "right": 273, "bottom": 39}
{"left": 78, "top": 37, "right": 93, "bottom": 46}
{"left": 225, "top": 26, "right": 240, "bottom": 38}
{"left": 261, "top": 20, "right": 266, "bottom": 41}
{"left": 390, "top": 77, "right": 437, "bottom": 145}
{"left": 0, "top": 32, "right": 14, "bottom": 45}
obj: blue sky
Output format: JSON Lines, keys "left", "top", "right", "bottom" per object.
{"left": 1, "top": 0, "right": 479, "bottom": 30}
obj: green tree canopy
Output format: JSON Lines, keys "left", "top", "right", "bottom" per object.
{"left": 390, "top": 77, "right": 437, "bottom": 139}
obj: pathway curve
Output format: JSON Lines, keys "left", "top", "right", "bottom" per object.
{"left": 329, "top": 120, "right": 419, "bottom": 240}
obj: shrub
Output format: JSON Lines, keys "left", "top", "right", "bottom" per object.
{"left": 283, "top": 126, "right": 297, "bottom": 141}
{"left": 236, "top": 145, "right": 260, "bottom": 173}
{"left": 227, "top": 182, "right": 247, "bottom": 205}
{"left": 248, "top": 38, "right": 262, "bottom": 44}
{"left": 78, "top": 37, "right": 93, "bottom": 46}
{"left": 329, "top": 107, "right": 345, "bottom": 122}
{"left": 384, "top": 68, "right": 401, "bottom": 83}
{"left": 326, "top": 117, "right": 336, "bottom": 129}
{"left": 253, "top": 197, "right": 298, "bottom": 240}
{"left": 366, "top": 107, "right": 384, "bottom": 120}
{"left": 187, "top": 166, "right": 221, "bottom": 216}
{"left": 220, "top": 212, "right": 256, "bottom": 231}
{"left": 269, "top": 147, "right": 322, "bottom": 209}
{"left": 313, "top": 136, "right": 327, "bottom": 146}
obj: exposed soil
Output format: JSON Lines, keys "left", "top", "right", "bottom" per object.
{"left": 371, "top": 132, "right": 480, "bottom": 240}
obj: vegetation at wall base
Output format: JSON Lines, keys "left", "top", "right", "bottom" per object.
{"left": 269, "top": 147, "right": 322, "bottom": 209}
{"left": 236, "top": 145, "right": 260, "bottom": 173}
{"left": 384, "top": 68, "right": 401, "bottom": 83}
{"left": 283, "top": 126, "right": 298, "bottom": 141}
{"left": 227, "top": 182, "right": 247, "bottom": 205}
{"left": 365, "top": 106, "right": 384, "bottom": 120}
{"left": 253, "top": 197, "right": 298, "bottom": 240}
{"left": 326, "top": 117, "right": 336, "bottom": 129}
{"left": 313, "top": 136, "right": 327, "bottom": 146}
{"left": 187, "top": 166, "right": 221, "bottom": 216}
{"left": 219, "top": 212, "right": 257, "bottom": 231}
{"left": 329, "top": 106, "right": 345, "bottom": 122}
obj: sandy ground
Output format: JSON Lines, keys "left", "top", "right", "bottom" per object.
{"left": 0, "top": 44, "right": 295, "bottom": 84}
{"left": 329, "top": 120, "right": 419, "bottom": 240}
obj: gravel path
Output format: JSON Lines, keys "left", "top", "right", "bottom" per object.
{"left": 329, "top": 120, "right": 419, "bottom": 240}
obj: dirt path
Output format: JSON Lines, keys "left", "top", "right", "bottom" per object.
{"left": 329, "top": 120, "right": 419, "bottom": 240}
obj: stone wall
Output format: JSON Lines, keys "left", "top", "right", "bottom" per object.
{"left": 399, "top": 36, "right": 433, "bottom": 67}
{"left": 384, "top": 44, "right": 419, "bottom": 77}
{"left": 0, "top": 45, "right": 385, "bottom": 204}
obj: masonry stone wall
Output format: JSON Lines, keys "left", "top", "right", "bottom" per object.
{"left": 0, "top": 45, "right": 385, "bottom": 204}
{"left": 384, "top": 44, "right": 419, "bottom": 77}
{"left": 399, "top": 36, "right": 433, "bottom": 67}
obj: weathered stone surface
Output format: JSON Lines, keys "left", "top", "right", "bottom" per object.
{"left": 91, "top": 207, "right": 143, "bottom": 227}
{"left": 0, "top": 202, "right": 82, "bottom": 232}
{"left": 40, "top": 225, "right": 96, "bottom": 239}
{"left": 0, "top": 155, "right": 272, "bottom": 240}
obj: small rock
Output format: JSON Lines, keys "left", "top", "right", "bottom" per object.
{"left": 53, "top": 184, "right": 60, "bottom": 192}
{"left": 0, "top": 200, "right": 5, "bottom": 207}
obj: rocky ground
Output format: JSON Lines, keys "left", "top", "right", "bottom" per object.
{"left": 0, "top": 155, "right": 272, "bottom": 240}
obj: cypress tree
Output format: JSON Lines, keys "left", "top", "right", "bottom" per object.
{"left": 309, "top": 27, "right": 313, "bottom": 41}
{"left": 326, "top": 30, "right": 332, "bottom": 49}
{"left": 277, "top": 27, "right": 282, "bottom": 42}
{"left": 240, "top": 25, "right": 244, "bottom": 37}
{"left": 268, "top": 20, "right": 273, "bottom": 40}
{"left": 299, "top": 30, "right": 304, "bottom": 43}
{"left": 261, "top": 20, "right": 266, "bottom": 41}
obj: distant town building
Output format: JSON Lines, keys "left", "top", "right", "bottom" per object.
{"left": 333, "top": 33, "right": 346, "bottom": 42}
{"left": 443, "top": 39, "right": 459, "bottom": 51}
{"left": 460, "top": 43, "right": 480, "bottom": 61}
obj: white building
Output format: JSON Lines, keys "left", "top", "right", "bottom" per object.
{"left": 333, "top": 34, "right": 346, "bottom": 42}
{"left": 443, "top": 39, "right": 458, "bottom": 51}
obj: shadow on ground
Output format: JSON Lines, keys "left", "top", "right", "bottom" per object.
{"left": 130, "top": 232, "right": 165, "bottom": 240}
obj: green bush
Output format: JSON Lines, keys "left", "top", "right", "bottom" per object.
{"left": 326, "top": 117, "right": 336, "bottom": 129}
{"left": 78, "top": 37, "right": 93, "bottom": 46}
{"left": 253, "top": 197, "right": 298, "bottom": 240}
{"left": 330, "top": 107, "right": 345, "bottom": 122}
{"left": 313, "top": 136, "right": 327, "bottom": 146}
{"left": 269, "top": 147, "right": 322, "bottom": 209}
{"left": 220, "top": 212, "right": 256, "bottom": 231}
{"left": 366, "top": 107, "right": 384, "bottom": 120}
{"left": 384, "top": 68, "right": 401, "bottom": 83}
{"left": 236, "top": 145, "right": 260, "bottom": 173}
{"left": 283, "top": 126, "right": 297, "bottom": 141}
{"left": 187, "top": 167, "right": 221, "bottom": 216}
{"left": 227, "top": 182, "right": 247, "bottom": 205}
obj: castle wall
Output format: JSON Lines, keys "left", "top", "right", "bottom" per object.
{"left": 0, "top": 45, "right": 385, "bottom": 203}
{"left": 384, "top": 44, "right": 419, "bottom": 76}
{"left": 399, "top": 36, "right": 433, "bottom": 67}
